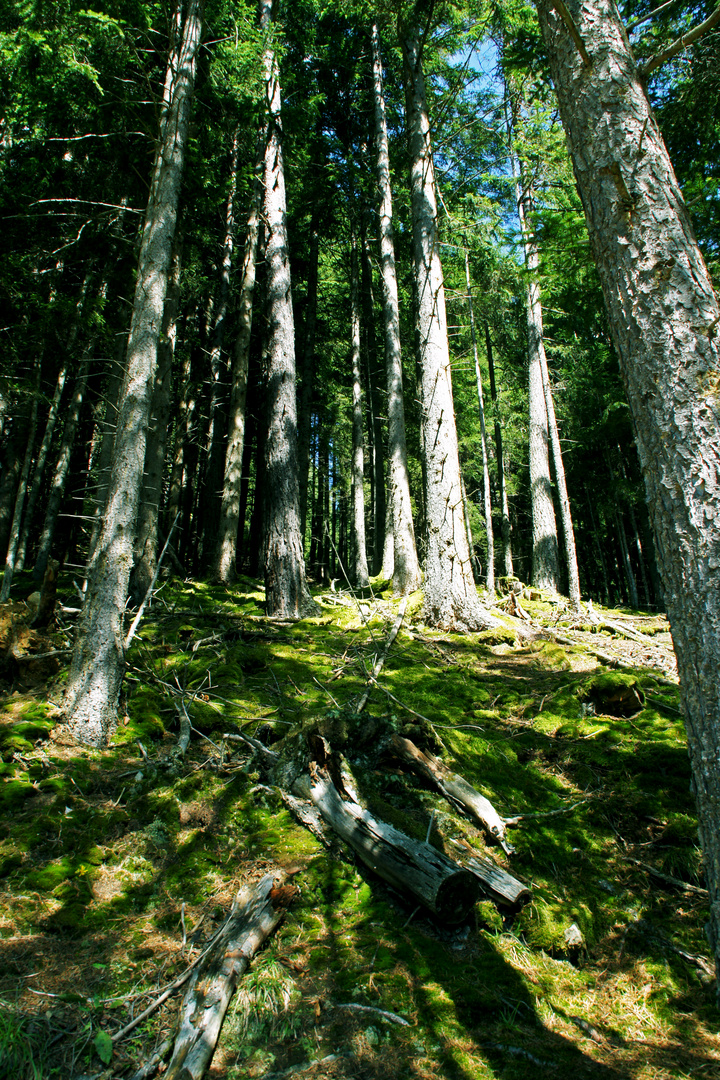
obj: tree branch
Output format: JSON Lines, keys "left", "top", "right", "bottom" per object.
{"left": 639, "top": 2, "right": 720, "bottom": 76}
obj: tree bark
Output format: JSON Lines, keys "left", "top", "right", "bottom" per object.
{"left": 350, "top": 233, "right": 370, "bottom": 588}
{"left": 298, "top": 212, "right": 319, "bottom": 548}
{"left": 400, "top": 20, "right": 489, "bottom": 631}
{"left": 260, "top": 0, "right": 315, "bottom": 619}
{"left": 212, "top": 148, "right": 262, "bottom": 584}
{"left": 0, "top": 368, "right": 40, "bottom": 602}
{"left": 485, "top": 323, "right": 513, "bottom": 578}
{"left": 33, "top": 349, "right": 93, "bottom": 582}
{"left": 536, "top": 0, "right": 720, "bottom": 990}
{"left": 131, "top": 235, "right": 182, "bottom": 602}
{"left": 372, "top": 21, "right": 421, "bottom": 596}
{"left": 464, "top": 249, "right": 495, "bottom": 596}
{"left": 511, "top": 141, "right": 560, "bottom": 592}
{"left": 539, "top": 350, "right": 582, "bottom": 608}
{"left": 360, "top": 216, "right": 387, "bottom": 577}
{"left": 63, "top": 0, "right": 202, "bottom": 745}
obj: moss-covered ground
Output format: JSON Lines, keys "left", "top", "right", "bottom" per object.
{"left": 0, "top": 574, "right": 717, "bottom": 1079}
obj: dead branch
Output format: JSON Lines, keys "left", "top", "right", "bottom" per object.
{"left": 334, "top": 1002, "right": 411, "bottom": 1025}
{"left": 164, "top": 870, "right": 296, "bottom": 1080}
{"left": 387, "top": 733, "right": 514, "bottom": 854}
{"left": 621, "top": 855, "right": 708, "bottom": 897}
{"left": 354, "top": 598, "right": 407, "bottom": 713}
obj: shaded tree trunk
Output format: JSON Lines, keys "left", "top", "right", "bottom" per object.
{"left": 372, "top": 21, "right": 420, "bottom": 595}
{"left": 212, "top": 150, "right": 263, "bottom": 583}
{"left": 399, "top": 19, "right": 489, "bottom": 630}
{"left": 260, "top": 0, "right": 315, "bottom": 618}
{"left": 297, "top": 212, "right": 319, "bottom": 548}
{"left": 63, "top": 0, "right": 202, "bottom": 745}
{"left": 536, "top": 0, "right": 720, "bottom": 991}
{"left": 0, "top": 368, "right": 40, "bottom": 601}
{"left": 350, "top": 233, "right": 370, "bottom": 587}
{"left": 359, "top": 217, "right": 386, "bottom": 577}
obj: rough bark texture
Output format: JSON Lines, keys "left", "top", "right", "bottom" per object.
{"left": 212, "top": 151, "right": 262, "bottom": 583}
{"left": 63, "top": 1, "right": 201, "bottom": 745}
{"left": 350, "top": 234, "right": 370, "bottom": 587}
{"left": 400, "top": 22, "right": 488, "bottom": 630}
{"left": 372, "top": 21, "right": 421, "bottom": 596}
{"left": 465, "top": 250, "right": 495, "bottom": 595}
{"left": 260, "top": 0, "right": 315, "bottom": 619}
{"left": 535, "top": 0, "right": 720, "bottom": 987}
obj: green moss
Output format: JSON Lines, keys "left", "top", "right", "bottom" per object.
{"left": 0, "top": 779, "right": 38, "bottom": 809}
{"left": 27, "top": 857, "right": 75, "bottom": 891}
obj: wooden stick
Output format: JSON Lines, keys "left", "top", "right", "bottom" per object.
{"left": 354, "top": 598, "right": 407, "bottom": 713}
{"left": 621, "top": 856, "right": 708, "bottom": 897}
{"left": 125, "top": 512, "right": 180, "bottom": 649}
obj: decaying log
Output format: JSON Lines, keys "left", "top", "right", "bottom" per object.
{"left": 387, "top": 734, "right": 514, "bottom": 854}
{"left": 164, "top": 869, "right": 296, "bottom": 1080}
{"left": 446, "top": 839, "right": 531, "bottom": 909}
{"left": 309, "top": 763, "right": 479, "bottom": 923}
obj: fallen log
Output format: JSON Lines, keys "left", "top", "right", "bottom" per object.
{"left": 446, "top": 839, "right": 531, "bottom": 909}
{"left": 387, "top": 734, "right": 514, "bottom": 854}
{"left": 309, "top": 763, "right": 479, "bottom": 923}
{"left": 164, "top": 869, "right": 296, "bottom": 1080}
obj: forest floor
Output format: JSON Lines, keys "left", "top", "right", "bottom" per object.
{"left": 0, "top": 572, "right": 717, "bottom": 1080}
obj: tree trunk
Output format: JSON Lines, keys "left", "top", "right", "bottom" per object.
{"left": 539, "top": 350, "right": 582, "bottom": 608}
{"left": 464, "top": 249, "right": 495, "bottom": 596}
{"left": 63, "top": 1, "right": 201, "bottom": 745}
{"left": 360, "top": 216, "right": 386, "bottom": 577}
{"left": 131, "top": 235, "right": 182, "bottom": 602}
{"left": 536, "top": 0, "right": 720, "bottom": 991}
{"left": 87, "top": 341, "right": 125, "bottom": 567}
{"left": 33, "top": 350, "right": 92, "bottom": 582}
{"left": 485, "top": 323, "right": 513, "bottom": 578}
{"left": 298, "top": 212, "right": 319, "bottom": 548}
{"left": 372, "top": 21, "right": 421, "bottom": 596}
{"left": 201, "top": 129, "right": 240, "bottom": 571}
{"left": 400, "top": 20, "right": 489, "bottom": 631}
{"left": 260, "top": 0, "right": 315, "bottom": 619}
{"left": 511, "top": 145, "right": 560, "bottom": 592}
{"left": 0, "top": 369, "right": 40, "bottom": 602}
{"left": 212, "top": 149, "right": 262, "bottom": 584}
{"left": 350, "top": 233, "right": 370, "bottom": 588}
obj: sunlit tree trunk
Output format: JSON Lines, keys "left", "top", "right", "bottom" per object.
{"left": 63, "top": 0, "right": 202, "bottom": 744}
{"left": 536, "top": 0, "right": 720, "bottom": 990}
{"left": 464, "top": 249, "right": 494, "bottom": 596}
{"left": 372, "top": 21, "right": 421, "bottom": 596}
{"left": 260, "top": 0, "right": 315, "bottom": 618}
{"left": 350, "top": 233, "right": 370, "bottom": 587}
{"left": 400, "top": 19, "right": 489, "bottom": 630}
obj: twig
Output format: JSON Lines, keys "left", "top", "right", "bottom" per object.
{"left": 124, "top": 512, "right": 180, "bottom": 649}
{"left": 621, "top": 856, "right": 708, "bottom": 897}
{"left": 129, "top": 1035, "right": 174, "bottom": 1080}
{"left": 354, "top": 599, "right": 408, "bottom": 713}
{"left": 334, "top": 1002, "right": 411, "bottom": 1026}
{"left": 363, "top": 674, "right": 447, "bottom": 751}
{"left": 503, "top": 799, "right": 589, "bottom": 826}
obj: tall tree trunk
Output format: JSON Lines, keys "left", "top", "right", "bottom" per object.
{"left": 536, "top": 0, "right": 720, "bottom": 991}
{"left": 87, "top": 340, "right": 125, "bottom": 567}
{"left": 0, "top": 368, "right": 40, "bottom": 601}
{"left": 212, "top": 151, "right": 262, "bottom": 583}
{"left": 583, "top": 482, "right": 611, "bottom": 605}
{"left": 464, "top": 249, "right": 495, "bottom": 596}
{"left": 372, "top": 21, "right": 421, "bottom": 596}
{"left": 485, "top": 323, "right": 513, "bottom": 578}
{"left": 63, "top": 0, "right": 202, "bottom": 745}
{"left": 131, "top": 235, "right": 182, "bottom": 602}
{"left": 359, "top": 216, "right": 386, "bottom": 577}
{"left": 297, "top": 211, "right": 319, "bottom": 548}
{"left": 615, "top": 509, "right": 639, "bottom": 610}
{"left": 511, "top": 138, "right": 560, "bottom": 592}
{"left": 259, "top": 0, "right": 315, "bottom": 619}
{"left": 201, "top": 129, "right": 240, "bottom": 570}
{"left": 539, "top": 349, "right": 582, "bottom": 608}
{"left": 34, "top": 349, "right": 93, "bottom": 582}
{"left": 399, "top": 19, "right": 488, "bottom": 631}
{"left": 350, "top": 232, "right": 370, "bottom": 587}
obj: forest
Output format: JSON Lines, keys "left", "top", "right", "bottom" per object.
{"left": 0, "top": 0, "right": 719, "bottom": 1076}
